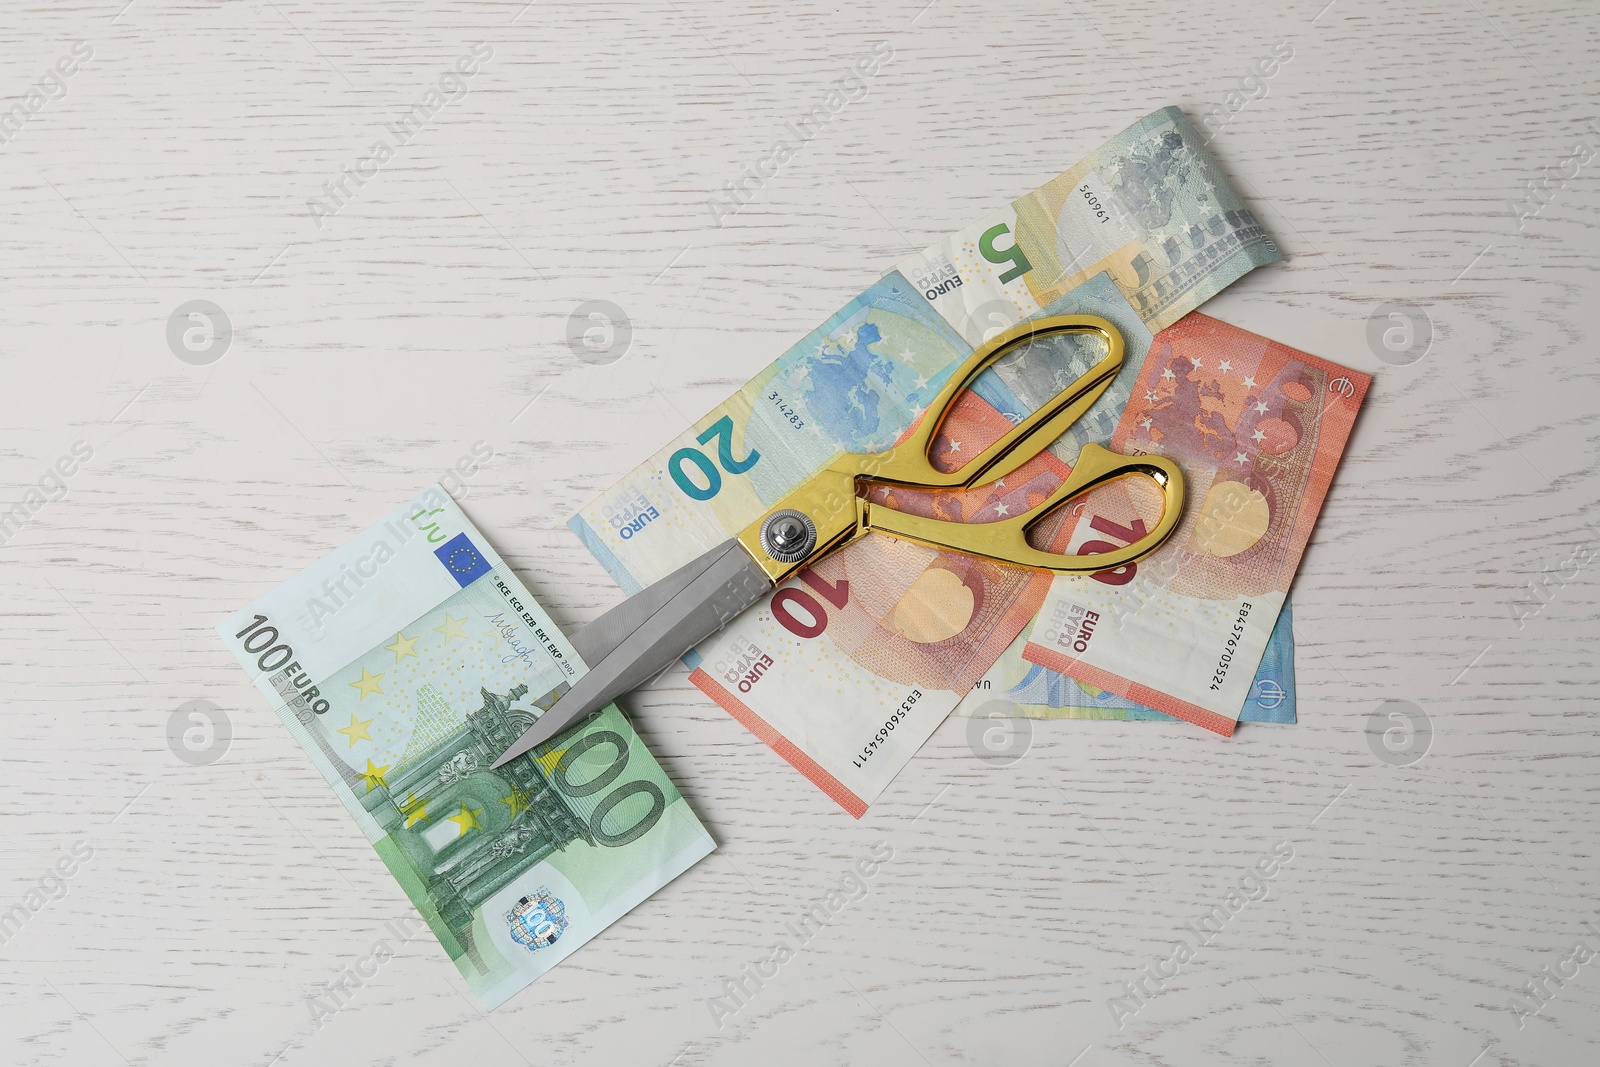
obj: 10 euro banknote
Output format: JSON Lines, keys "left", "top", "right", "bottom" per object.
{"left": 1020, "top": 314, "right": 1367, "bottom": 734}
{"left": 217, "top": 487, "right": 714, "bottom": 1009}
{"left": 956, "top": 600, "right": 1295, "bottom": 722}
{"left": 570, "top": 107, "right": 1282, "bottom": 815}
{"left": 871, "top": 311, "right": 1307, "bottom": 730}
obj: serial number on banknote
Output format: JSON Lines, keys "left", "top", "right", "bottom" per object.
{"left": 851, "top": 689, "right": 921, "bottom": 768}
{"left": 1209, "top": 602, "right": 1252, "bottom": 691}
{"left": 766, "top": 390, "right": 806, "bottom": 430}
{"left": 1078, "top": 183, "right": 1115, "bottom": 225}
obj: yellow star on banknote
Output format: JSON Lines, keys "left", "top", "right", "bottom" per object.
{"left": 398, "top": 792, "right": 429, "bottom": 828}
{"left": 337, "top": 713, "right": 374, "bottom": 747}
{"left": 357, "top": 759, "right": 390, "bottom": 792}
{"left": 384, "top": 631, "right": 420, "bottom": 662}
{"left": 434, "top": 614, "right": 468, "bottom": 643}
{"left": 448, "top": 801, "right": 484, "bottom": 836}
{"left": 499, "top": 785, "right": 535, "bottom": 817}
{"left": 517, "top": 743, "right": 568, "bottom": 778}
{"left": 348, "top": 667, "right": 384, "bottom": 699}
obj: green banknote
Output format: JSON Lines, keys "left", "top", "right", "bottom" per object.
{"left": 217, "top": 486, "right": 714, "bottom": 1009}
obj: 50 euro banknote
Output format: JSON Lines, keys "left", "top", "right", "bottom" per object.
{"left": 217, "top": 487, "right": 714, "bottom": 1009}
{"left": 570, "top": 107, "right": 1280, "bottom": 813}
{"left": 1020, "top": 314, "right": 1367, "bottom": 734}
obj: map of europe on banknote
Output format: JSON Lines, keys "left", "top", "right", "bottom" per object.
{"left": 569, "top": 107, "right": 1282, "bottom": 814}
{"left": 217, "top": 487, "right": 714, "bottom": 1008}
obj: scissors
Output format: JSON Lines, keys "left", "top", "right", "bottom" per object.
{"left": 492, "top": 314, "right": 1185, "bottom": 767}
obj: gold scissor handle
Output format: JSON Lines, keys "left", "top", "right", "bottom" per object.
{"left": 846, "top": 313, "right": 1183, "bottom": 574}
{"left": 735, "top": 314, "right": 1185, "bottom": 582}
{"left": 862, "top": 443, "right": 1184, "bottom": 574}
{"left": 838, "top": 314, "right": 1128, "bottom": 489}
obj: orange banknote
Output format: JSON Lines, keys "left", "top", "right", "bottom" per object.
{"left": 1022, "top": 313, "right": 1368, "bottom": 734}
{"left": 687, "top": 393, "right": 1060, "bottom": 816}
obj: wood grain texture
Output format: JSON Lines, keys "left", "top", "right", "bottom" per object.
{"left": 2, "top": 0, "right": 1597, "bottom": 1064}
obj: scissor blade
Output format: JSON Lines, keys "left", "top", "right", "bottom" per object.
{"left": 490, "top": 538, "right": 772, "bottom": 767}
{"left": 567, "top": 542, "right": 731, "bottom": 668}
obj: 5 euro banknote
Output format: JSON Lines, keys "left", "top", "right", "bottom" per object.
{"left": 216, "top": 487, "right": 714, "bottom": 1009}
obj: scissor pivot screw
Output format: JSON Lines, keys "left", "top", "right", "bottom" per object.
{"left": 760, "top": 509, "right": 816, "bottom": 564}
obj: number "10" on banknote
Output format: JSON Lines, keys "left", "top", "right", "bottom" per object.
{"left": 762, "top": 502, "right": 1147, "bottom": 643}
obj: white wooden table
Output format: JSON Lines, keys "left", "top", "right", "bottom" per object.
{"left": 4, "top": 1, "right": 1597, "bottom": 1064}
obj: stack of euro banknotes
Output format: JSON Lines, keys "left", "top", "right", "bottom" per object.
{"left": 218, "top": 107, "right": 1367, "bottom": 1008}
{"left": 571, "top": 105, "right": 1365, "bottom": 815}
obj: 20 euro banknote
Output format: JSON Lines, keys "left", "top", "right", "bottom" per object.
{"left": 217, "top": 486, "right": 714, "bottom": 1009}
{"left": 1021, "top": 314, "right": 1367, "bottom": 734}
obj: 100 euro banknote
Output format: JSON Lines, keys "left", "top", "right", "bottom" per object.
{"left": 1021, "top": 314, "right": 1367, "bottom": 734}
{"left": 570, "top": 107, "right": 1280, "bottom": 812}
{"left": 217, "top": 487, "right": 714, "bottom": 1009}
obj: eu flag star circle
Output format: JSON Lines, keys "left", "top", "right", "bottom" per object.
{"left": 434, "top": 533, "right": 491, "bottom": 587}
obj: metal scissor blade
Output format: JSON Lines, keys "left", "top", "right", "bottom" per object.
{"left": 567, "top": 541, "right": 731, "bottom": 668}
{"left": 490, "top": 538, "right": 772, "bottom": 767}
